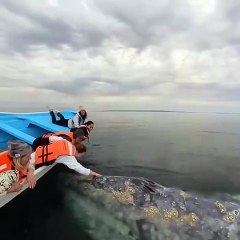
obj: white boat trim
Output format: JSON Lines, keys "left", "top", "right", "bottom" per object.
{"left": 0, "top": 163, "right": 56, "bottom": 208}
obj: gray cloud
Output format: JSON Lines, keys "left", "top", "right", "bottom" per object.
{"left": 90, "top": 0, "right": 195, "bottom": 51}
{"left": 42, "top": 77, "right": 92, "bottom": 95}
{"left": 1, "top": 0, "right": 240, "bottom": 54}
{"left": 1, "top": 1, "right": 72, "bottom": 50}
{"left": 0, "top": 0, "right": 109, "bottom": 53}
{"left": 41, "top": 75, "right": 172, "bottom": 97}
{"left": 175, "top": 81, "right": 240, "bottom": 101}
{"left": 0, "top": 0, "right": 240, "bottom": 111}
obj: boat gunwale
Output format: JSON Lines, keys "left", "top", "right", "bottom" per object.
{"left": 0, "top": 162, "right": 57, "bottom": 208}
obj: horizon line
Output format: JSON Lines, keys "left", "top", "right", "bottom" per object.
{"left": 98, "top": 109, "right": 240, "bottom": 114}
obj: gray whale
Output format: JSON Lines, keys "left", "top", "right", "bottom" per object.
{"left": 65, "top": 175, "right": 240, "bottom": 240}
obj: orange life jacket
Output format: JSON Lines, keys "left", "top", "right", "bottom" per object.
{"left": 0, "top": 151, "right": 25, "bottom": 179}
{"left": 0, "top": 151, "right": 12, "bottom": 174}
{"left": 35, "top": 139, "right": 76, "bottom": 167}
{"left": 42, "top": 132, "right": 74, "bottom": 142}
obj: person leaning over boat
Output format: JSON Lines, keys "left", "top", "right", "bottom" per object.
{"left": 32, "top": 139, "right": 100, "bottom": 177}
{"left": 48, "top": 105, "right": 88, "bottom": 129}
{"left": 31, "top": 128, "right": 88, "bottom": 151}
{"left": 0, "top": 140, "right": 36, "bottom": 193}
{"left": 70, "top": 120, "right": 94, "bottom": 134}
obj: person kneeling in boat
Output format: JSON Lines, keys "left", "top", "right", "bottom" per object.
{"left": 32, "top": 128, "right": 88, "bottom": 151}
{"left": 0, "top": 140, "right": 36, "bottom": 194}
{"left": 33, "top": 139, "right": 100, "bottom": 177}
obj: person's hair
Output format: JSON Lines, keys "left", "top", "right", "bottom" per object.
{"left": 84, "top": 121, "right": 94, "bottom": 126}
{"left": 79, "top": 126, "right": 89, "bottom": 136}
{"left": 7, "top": 140, "right": 32, "bottom": 171}
{"left": 73, "top": 129, "right": 85, "bottom": 139}
{"left": 75, "top": 143, "right": 87, "bottom": 153}
{"left": 78, "top": 106, "right": 87, "bottom": 121}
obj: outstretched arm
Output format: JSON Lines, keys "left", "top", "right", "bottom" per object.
{"left": 55, "top": 155, "right": 101, "bottom": 176}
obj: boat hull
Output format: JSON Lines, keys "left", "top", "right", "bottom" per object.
{"left": 0, "top": 111, "right": 75, "bottom": 208}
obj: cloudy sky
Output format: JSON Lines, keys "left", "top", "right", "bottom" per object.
{"left": 0, "top": 0, "right": 240, "bottom": 112}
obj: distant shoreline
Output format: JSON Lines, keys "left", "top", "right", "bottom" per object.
{"left": 99, "top": 110, "right": 240, "bottom": 114}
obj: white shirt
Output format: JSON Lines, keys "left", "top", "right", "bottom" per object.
{"left": 49, "top": 136, "right": 64, "bottom": 142}
{"left": 67, "top": 113, "right": 81, "bottom": 128}
{"left": 55, "top": 155, "right": 91, "bottom": 175}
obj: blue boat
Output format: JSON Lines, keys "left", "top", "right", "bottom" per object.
{"left": 0, "top": 111, "right": 75, "bottom": 207}
{"left": 0, "top": 111, "right": 75, "bottom": 149}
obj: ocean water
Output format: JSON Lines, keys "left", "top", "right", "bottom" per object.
{"left": 89, "top": 111, "right": 240, "bottom": 193}
{"left": 1, "top": 111, "right": 240, "bottom": 240}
